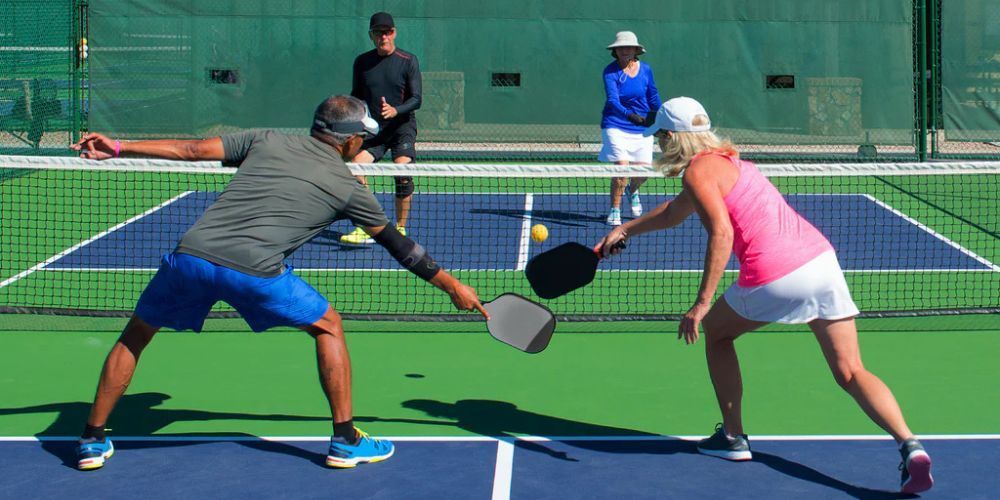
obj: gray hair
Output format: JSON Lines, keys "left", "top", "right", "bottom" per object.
{"left": 312, "top": 95, "right": 367, "bottom": 146}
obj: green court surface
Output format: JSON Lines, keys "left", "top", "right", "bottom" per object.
{"left": 1, "top": 314, "right": 998, "bottom": 439}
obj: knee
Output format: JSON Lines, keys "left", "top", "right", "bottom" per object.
{"left": 308, "top": 308, "right": 345, "bottom": 338}
{"left": 612, "top": 177, "right": 627, "bottom": 189}
{"left": 118, "top": 316, "right": 158, "bottom": 356}
{"left": 395, "top": 176, "right": 414, "bottom": 198}
{"left": 831, "top": 362, "right": 865, "bottom": 390}
{"left": 702, "top": 316, "right": 729, "bottom": 345}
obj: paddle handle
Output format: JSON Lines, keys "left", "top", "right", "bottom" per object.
{"left": 593, "top": 239, "right": 627, "bottom": 258}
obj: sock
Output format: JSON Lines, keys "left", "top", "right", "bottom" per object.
{"left": 82, "top": 424, "right": 106, "bottom": 441}
{"left": 333, "top": 420, "right": 358, "bottom": 444}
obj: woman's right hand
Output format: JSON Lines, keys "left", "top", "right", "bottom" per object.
{"left": 595, "top": 226, "right": 629, "bottom": 258}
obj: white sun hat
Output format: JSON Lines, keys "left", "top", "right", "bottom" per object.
{"left": 643, "top": 96, "right": 712, "bottom": 136}
{"left": 607, "top": 31, "right": 645, "bottom": 55}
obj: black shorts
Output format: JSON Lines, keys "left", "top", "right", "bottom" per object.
{"left": 362, "top": 122, "right": 417, "bottom": 162}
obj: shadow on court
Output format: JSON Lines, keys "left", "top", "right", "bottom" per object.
{"left": 0, "top": 392, "right": 331, "bottom": 469}
{"left": 753, "top": 452, "right": 913, "bottom": 500}
{"left": 366, "top": 398, "right": 908, "bottom": 499}
{"left": 361, "top": 398, "right": 689, "bottom": 462}
{"left": 469, "top": 208, "right": 604, "bottom": 227}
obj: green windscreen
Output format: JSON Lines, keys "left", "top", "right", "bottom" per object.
{"left": 941, "top": 0, "right": 1000, "bottom": 143}
{"left": 0, "top": 0, "right": 77, "bottom": 153}
{"left": 84, "top": 0, "right": 918, "bottom": 159}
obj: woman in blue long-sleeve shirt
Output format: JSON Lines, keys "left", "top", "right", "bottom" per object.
{"left": 599, "top": 31, "right": 662, "bottom": 226}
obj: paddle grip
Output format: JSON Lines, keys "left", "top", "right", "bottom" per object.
{"left": 593, "top": 239, "right": 627, "bottom": 258}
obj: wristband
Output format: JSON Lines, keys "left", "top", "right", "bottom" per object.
{"left": 113, "top": 140, "right": 121, "bottom": 158}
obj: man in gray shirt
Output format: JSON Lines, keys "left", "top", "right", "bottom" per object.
{"left": 69, "top": 95, "right": 487, "bottom": 471}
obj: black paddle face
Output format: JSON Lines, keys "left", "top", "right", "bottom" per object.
{"left": 525, "top": 242, "right": 600, "bottom": 299}
{"left": 483, "top": 293, "right": 556, "bottom": 353}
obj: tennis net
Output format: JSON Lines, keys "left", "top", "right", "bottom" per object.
{"left": 1, "top": 155, "right": 998, "bottom": 320}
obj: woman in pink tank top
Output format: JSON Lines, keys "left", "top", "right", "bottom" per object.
{"left": 596, "top": 97, "right": 932, "bottom": 494}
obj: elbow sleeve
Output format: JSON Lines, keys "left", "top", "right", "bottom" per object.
{"left": 373, "top": 225, "right": 441, "bottom": 281}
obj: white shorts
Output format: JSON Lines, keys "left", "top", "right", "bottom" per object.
{"left": 598, "top": 127, "right": 654, "bottom": 163}
{"left": 723, "top": 250, "right": 860, "bottom": 324}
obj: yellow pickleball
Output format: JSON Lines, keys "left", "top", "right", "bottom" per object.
{"left": 530, "top": 223, "right": 548, "bottom": 243}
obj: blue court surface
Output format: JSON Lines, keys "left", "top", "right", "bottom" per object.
{"left": 45, "top": 192, "right": 996, "bottom": 273}
{"left": 0, "top": 436, "right": 996, "bottom": 499}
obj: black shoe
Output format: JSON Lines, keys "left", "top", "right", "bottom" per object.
{"left": 696, "top": 423, "right": 752, "bottom": 461}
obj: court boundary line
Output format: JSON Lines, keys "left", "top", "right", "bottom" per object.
{"left": 861, "top": 194, "right": 999, "bottom": 272}
{"left": 492, "top": 440, "right": 515, "bottom": 500}
{"left": 0, "top": 191, "right": 195, "bottom": 290}
{"left": 515, "top": 193, "right": 534, "bottom": 271}
{"left": 39, "top": 267, "right": 996, "bottom": 274}
{"left": 5, "top": 434, "right": 998, "bottom": 442}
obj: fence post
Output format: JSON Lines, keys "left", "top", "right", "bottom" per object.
{"left": 927, "top": 0, "right": 941, "bottom": 158}
{"left": 915, "top": 0, "right": 929, "bottom": 161}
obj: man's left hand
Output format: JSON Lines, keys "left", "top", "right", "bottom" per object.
{"left": 380, "top": 96, "right": 397, "bottom": 119}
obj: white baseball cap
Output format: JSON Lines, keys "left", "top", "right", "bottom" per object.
{"left": 642, "top": 96, "right": 711, "bottom": 136}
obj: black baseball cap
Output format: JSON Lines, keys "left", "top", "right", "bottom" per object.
{"left": 369, "top": 12, "right": 394, "bottom": 30}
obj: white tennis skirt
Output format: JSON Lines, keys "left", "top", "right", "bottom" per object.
{"left": 723, "top": 250, "right": 860, "bottom": 324}
{"left": 598, "top": 127, "right": 654, "bottom": 163}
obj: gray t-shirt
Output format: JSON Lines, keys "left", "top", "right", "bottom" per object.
{"left": 175, "top": 130, "right": 389, "bottom": 277}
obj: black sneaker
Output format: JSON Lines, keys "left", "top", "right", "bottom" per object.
{"left": 899, "top": 437, "right": 933, "bottom": 494}
{"left": 697, "top": 423, "right": 752, "bottom": 461}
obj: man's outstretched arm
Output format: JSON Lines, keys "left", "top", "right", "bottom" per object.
{"left": 365, "top": 224, "right": 488, "bottom": 319}
{"left": 72, "top": 132, "right": 225, "bottom": 162}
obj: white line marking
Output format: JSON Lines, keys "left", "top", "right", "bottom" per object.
{"left": 4, "top": 434, "right": 998, "bottom": 443}
{"left": 0, "top": 191, "right": 194, "bottom": 290}
{"left": 515, "top": 193, "right": 534, "bottom": 271}
{"left": 862, "top": 194, "right": 999, "bottom": 271}
{"left": 491, "top": 439, "right": 515, "bottom": 500}
{"left": 38, "top": 266, "right": 995, "bottom": 274}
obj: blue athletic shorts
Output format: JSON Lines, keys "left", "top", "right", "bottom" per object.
{"left": 135, "top": 252, "right": 329, "bottom": 332}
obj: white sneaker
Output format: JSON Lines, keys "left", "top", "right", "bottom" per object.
{"left": 606, "top": 208, "right": 622, "bottom": 226}
{"left": 626, "top": 187, "right": 642, "bottom": 217}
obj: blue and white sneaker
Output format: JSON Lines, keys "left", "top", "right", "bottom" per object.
{"left": 76, "top": 437, "right": 114, "bottom": 470}
{"left": 899, "top": 437, "right": 933, "bottom": 494}
{"left": 326, "top": 427, "right": 394, "bottom": 468}
{"left": 606, "top": 207, "right": 622, "bottom": 226}
{"left": 697, "top": 423, "right": 752, "bottom": 461}
{"left": 625, "top": 186, "right": 642, "bottom": 217}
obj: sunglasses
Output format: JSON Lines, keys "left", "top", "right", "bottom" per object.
{"left": 369, "top": 28, "right": 395, "bottom": 37}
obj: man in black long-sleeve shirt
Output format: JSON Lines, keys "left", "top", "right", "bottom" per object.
{"left": 341, "top": 12, "right": 423, "bottom": 245}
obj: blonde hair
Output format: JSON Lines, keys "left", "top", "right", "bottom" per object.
{"left": 654, "top": 115, "right": 736, "bottom": 177}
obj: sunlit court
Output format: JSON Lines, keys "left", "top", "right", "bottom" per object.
{"left": 2, "top": 1, "right": 998, "bottom": 499}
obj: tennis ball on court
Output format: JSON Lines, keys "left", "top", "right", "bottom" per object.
{"left": 531, "top": 224, "right": 548, "bottom": 243}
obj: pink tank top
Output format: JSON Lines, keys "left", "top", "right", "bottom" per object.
{"left": 699, "top": 152, "right": 833, "bottom": 287}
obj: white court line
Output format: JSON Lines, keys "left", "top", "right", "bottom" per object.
{"left": 862, "top": 194, "right": 1000, "bottom": 272}
{"left": 39, "top": 267, "right": 996, "bottom": 274}
{"left": 0, "top": 191, "right": 195, "bottom": 290}
{"left": 515, "top": 193, "right": 534, "bottom": 271}
{"left": 5, "top": 434, "right": 998, "bottom": 442}
{"left": 492, "top": 440, "right": 515, "bottom": 500}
